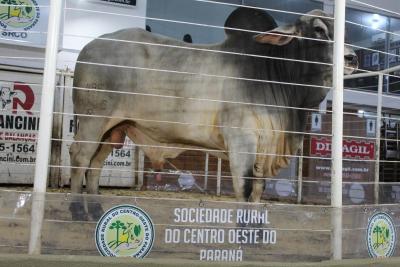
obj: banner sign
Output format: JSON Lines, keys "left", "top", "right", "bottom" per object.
{"left": 95, "top": 0, "right": 137, "bottom": 7}
{"left": 0, "top": 0, "right": 49, "bottom": 47}
{"left": 310, "top": 137, "right": 375, "bottom": 160}
{"left": 0, "top": 81, "right": 39, "bottom": 183}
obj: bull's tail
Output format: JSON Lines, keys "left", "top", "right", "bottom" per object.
{"left": 73, "top": 114, "right": 79, "bottom": 136}
{"left": 243, "top": 170, "right": 253, "bottom": 201}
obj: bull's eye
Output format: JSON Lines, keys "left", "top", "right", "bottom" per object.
{"left": 314, "top": 26, "right": 326, "bottom": 36}
{"left": 314, "top": 26, "right": 325, "bottom": 35}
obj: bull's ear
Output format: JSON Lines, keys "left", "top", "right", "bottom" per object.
{"left": 253, "top": 25, "right": 297, "bottom": 46}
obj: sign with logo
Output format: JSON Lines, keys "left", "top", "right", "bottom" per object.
{"left": 95, "top": 205, "right": 154, "bottom": 258}
{"left": 311, "top": 113, "right": 321, "bottom": 132}
{"left": 0, "top": 0, "right": 49, "bottom": 47}
{"left": 366, "top": 119, "right": 376, "bottom": 137}
{"left": 97, "top": 0, "right": 137, "bottom": 7}
{"left": 0, "top": 79, "right": 39, "bottom": 183}
{"left": 366, "top": 212, "right": 397, "bottom": 258}
{"left": 310, "top": 137, "right": 375, "bottom": 160}
{"left": 305, "top": 137, "right": 375, "bottom": 204}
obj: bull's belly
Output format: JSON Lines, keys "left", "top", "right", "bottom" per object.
{"left": 133, "top": 120, "right": 224, "bottom": 150}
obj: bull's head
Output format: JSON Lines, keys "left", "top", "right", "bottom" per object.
{"left": 253, "top": 10, "right": 358, "bottom": 83}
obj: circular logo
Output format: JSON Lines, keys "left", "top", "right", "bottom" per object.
{"left": 366, "top": 212, "right": 397, "bottom": 258}
{"left": 0, "top": 0, "right": 40, "bottom": 30}
{"left": 95, "top": 205, "right": 155, "bottom": 258}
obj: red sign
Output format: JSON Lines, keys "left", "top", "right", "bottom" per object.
{"left": 310, "top": 137, "right": 375, "bottom": 160}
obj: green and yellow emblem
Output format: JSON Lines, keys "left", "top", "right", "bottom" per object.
{"left": 0, "top": 0, "right": 39, "bottom": 30}
{"left": 366, "top": 212, "right": 397, "bottom": 258}
{"left": 95, "top": 205, "right": 154, "bottom": 258}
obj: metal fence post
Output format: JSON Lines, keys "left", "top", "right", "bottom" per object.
{"left": 28, "top": 0, "right": 63, "bottom": 255}
{"left": 217, "top": 158, "right": 222, "bottom": 196}
{"left": 331, "top": 0, "right": 346, "bottom": 260}
{"left": 374, "top": 74, "right": 383, "bottom": 204}
{"left": 297, "top": 144, "right": 304, "bottom": 204}
{"left": 204, "top": 153, "right": 209, "bottom": 191}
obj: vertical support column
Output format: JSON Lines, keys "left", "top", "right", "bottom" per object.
{"left": 204, "top": 153, "right": 209, "bottom": 191}
{"left": 374, "top": 74, "right": 383, "bottom": 204}
{"left": 138, "top": 149, "right": 145, "bottom": 189}
{"left": 297, "top": 144, "right": 304, "bottom": 204}
{"left": 131, "top": 145, "right": 137, "bottom": 189}
{"left": 217, "top": 158, "right": 222, "bottom": 196}
{"left": 331, "top": 0, "right": 346, "bottom": 260}
{"left": 29, "top": 0, "right": 63, "bottom": 255}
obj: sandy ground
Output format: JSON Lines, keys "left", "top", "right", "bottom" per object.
{"left": 1, "top": 185, "right": 240, "bottom": 202}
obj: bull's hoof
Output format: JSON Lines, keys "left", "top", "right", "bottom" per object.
{"left": 88, "top": 202, "right": 105, "bottom": 221}
{"left": 69, "top": 202, "right": 88, "bottom": 221}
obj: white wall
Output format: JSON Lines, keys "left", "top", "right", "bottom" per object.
{"left": 59, "top": 0, "right": 147, "bottom": 70}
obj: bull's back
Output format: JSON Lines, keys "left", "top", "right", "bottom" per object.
{"left": 72, "top": 28, "right": 233, "bottom": 148}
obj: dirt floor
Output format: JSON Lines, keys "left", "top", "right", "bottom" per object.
{"left": 2, "top": 185, "right": 240, "bottom": 202}
{"left": 0, "top": 254, "right": 400, "bottom": 267}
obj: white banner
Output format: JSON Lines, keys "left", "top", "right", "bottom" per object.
{"left": 0, "top": 71, "right": 42, "bottom": 183}
{"left": 0, "top": 0, "right": 50, "bottom": 47}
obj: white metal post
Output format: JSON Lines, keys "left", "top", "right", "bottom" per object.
{"left": 29, "top": 0, "right": 63, "bottom": 255}
{"left": 331, "top": 0, "right": 346, "bottom": 260}
{"left": 374, "top": 74, "right": 383, "bottom": 204}
{"left": 138, "top": 149, "right": 144, "bottom": 188}
{"left": 217, "top": 158, "right": 222, "bottom": 196}
{"left": 204, "top": 153, "right": 209, "bottom": 190}
{"left": 297, "top": 144, "right": 304, "bottom": 204}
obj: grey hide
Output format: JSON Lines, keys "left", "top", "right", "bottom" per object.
{"left": 69, "top": 8, "right": 358, "bottom": 215}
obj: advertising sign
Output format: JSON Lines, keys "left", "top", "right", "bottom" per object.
{"left": 0, "top": 78, "right": 40, "bottom": 183}
{"left": 0, "top": 0, "right": 50, "bottom": 47}
{"left": 310, "top": 137, "right": 375, "bottom": 160}
{"left": 304, "top": 136, "right": 375, "bottom": 204}
{"left": 95, "top": 0, "right": 137, "bottom": 7}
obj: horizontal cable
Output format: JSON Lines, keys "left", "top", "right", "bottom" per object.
{"left": 343, "top": 87, "right": 400, "bottom": 102}
{"left": 349, "top": 0, "right": 400, "bottom": 18}
{"left": 0, "top": 37, "right": 35, "bottom": 44}
{"left": 64, "top": 7, "right": 334, "bottom": 44}
{"left": 53, "top": 136, "right": 400, "bottom": 164}
{"left": 1, "top": 102, "right": 399, "bottom": 144}
{"left": 0, "top": 4, "right": 49, "bottom": 7}
{"left": 0, "top": 30, "right": 46, "bottom": 35}
{"left": 346, "top": 43, "right": 400, "bottom": 61}
{"left": 345, "top": 79, "right": 400, "bottom": 90}
{"left": 2, "top": 102, "right": 398, "bottom": 143}
{"left": 63, "top": 33, "right": 333, "bottom": 67}
{"left": 2, "top": 105, "right": 334, "bottom": 139}
{"left": 52, "top": 136, "right": 327, "bottom": 161}
{"left": 2, "top": 161, "right": 397, "bottom": 186}
{"left": 0, "top": 55, "right": 45, "bottom": 61}
{"left": 62, "top": 84, "right": 331, "bottom": 113}
{"left": 344, "top": 64, "right": 400, "bottom": 81}
{"left": 55, "top": 110, "right": 334, "bottom": 138}
{"left": 345, "top": 20, "right": 400, "bottom": 39}
{"left": 68, "top": 59, "right": 331, "bottom": 90}
{"left": 66, "top": 83, "right": 400, "bottom": 122}
{"left": 193, "top": 0, "right": 333, "bottom": 20}
{"left": 0, "top": 81, "right": 43, "bottom": 87}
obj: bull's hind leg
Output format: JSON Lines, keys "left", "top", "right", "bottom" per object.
{"left": 86, "top": 140, "right": 113, "bottom": 220}
{"left": 226, "top": 133, "right": 257, "bottom": 202}
{"left": 248, "top": 179, "right": 265, "bottom": 202}
{"left": 68, "top": 117, "right": 110, "bottom": 220}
